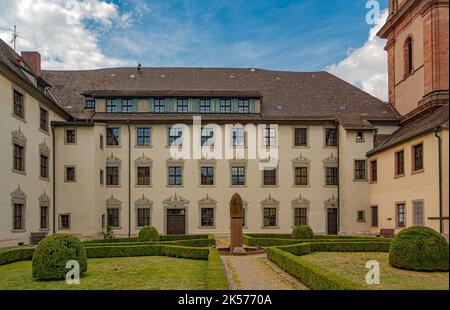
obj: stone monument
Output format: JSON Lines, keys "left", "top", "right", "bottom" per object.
{"left": 230, "top": 193, "right": 245, "bottom": 253}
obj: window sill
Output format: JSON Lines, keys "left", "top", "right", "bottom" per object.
{"left": 323, "top": 145, "right": 338, "bottom": 149}
{"left": 199, "top": 185, "right": 216, "bottom": 188}
{"left": 111, "top": 227, "right": 122, "bottom": 230}
{"left": 11, "top": 113, "right": 26, "bottom": 123}
{"left": 135, "top": 145, "right": 153, "bottom": 148}
{"left": 370, "top": 180, "right": 377, "bottom": 184}
{"left": 12, "top": 168, "right": 26, "bottom": 176}
{"left": 58, "top": 228, "right": 71, "bottom": 231}
{"left": 261, "top": 185, "right": 279, "bottom": 188}
{"left": 292, "top": 184, "right": 310, "bottom": 188}
{"left": 261, "top": 226, "right": 279, "bottom": 229}
{"left": 11, "top": 229, "right": 26, "bottom": 233}
{"left": 39, "top": 177, "right": 50, "bottom": 182}
{"left": 135, "top": 184, "right": 153, "bottom": 188}
{"left": 39, "top": 128, "right": 50, "bottom": 136}
{"left": 229, "top": 185, "right": 247, "bottom": 188}
{"left": 64, "top": 180, "right": 77, "bottom": 183}
{"left": 353, "top": 179, "right": 368, "bottom": 183}
{"left": 106, "top": 185, "right": 121, "bottom": 188}
{"left": 394, "top": 174, "right": 405, "bottom": 179}
{"left": 106, "top": 145, "right": 121, "bottom": 148}
{"left": 411, "top": 169, "right": 424, "bottom": 175}
{"left": 323, "top": 184, "right": 338, "bottom": 188}
{"left": 39, "top": 228, "right": 50, "bottom": 232}
{"left": 166, "top": 185, "right": 184, "bottom": 188}
{"left": 357, "top": 220, "right": 366, "bottom": 223}
{"left": 292, "top": 145, "right": 310, "bottom": 149}
{"left": 198, "top": 226, "right": 216, "bottom": 229}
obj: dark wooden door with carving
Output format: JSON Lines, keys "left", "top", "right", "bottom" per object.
{"left": 166, "top": 209, "right": 186, "bottom": 235}
{"left": 327, "top": 208, "right": 338, "bottom": 235}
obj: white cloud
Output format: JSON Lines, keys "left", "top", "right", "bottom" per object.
{"left": 0, "top": 0, "right": 133, "bottom": 70}
{"left": 326, "top": 9, "right": 388, "bottom": 101}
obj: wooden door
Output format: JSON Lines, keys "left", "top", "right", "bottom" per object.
{"left": 167, "top": 209, "right": 186, "bottom": 235}
{"left": 327, "top": 208, "right": 338, "bottom": 235}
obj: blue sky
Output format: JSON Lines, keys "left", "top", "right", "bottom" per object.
{"left": 102, "top": 0, "right": 387, "bottom": 71}
{"left": 0, "top": 0, "right": 389, "bottom": 99}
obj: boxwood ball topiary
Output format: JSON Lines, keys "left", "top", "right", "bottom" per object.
{"left": 292, "top": 225, "right": 315, "bottom": 239}
{"left": 32, "top": 234, "right": 87, "bottom": 280}
{"left": 389, "top": 226, "right": 449, "bottom": 271}
{"left": 138, "top": 226, "right": 160, "bottom": 241}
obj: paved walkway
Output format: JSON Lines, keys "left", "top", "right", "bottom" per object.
{"left": 220, "top": 253, "right": 309, "bottom": 290}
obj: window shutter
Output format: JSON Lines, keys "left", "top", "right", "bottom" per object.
{"left": 250, "top": 99, "right": 255, "bottom": 113}
{"left": 231, "top": 98, "right": 238, "bottom": 113}
{"left": 133, "top": 98, "right": 138, "bottom": 112}
{"left": 116, "top": 98, "right": 122, "bottom": 112}
{"left": 148, "top": 98, "right": 154, "bottom": 112}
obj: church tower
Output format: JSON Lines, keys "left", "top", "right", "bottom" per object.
{"left": 378, "top": 0, "right": 449, "bottom": 118}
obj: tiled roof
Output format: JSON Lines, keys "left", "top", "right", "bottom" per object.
{"left": 42, "top": 67, "right": 400, "bottom": 124}
{"left": 367, "top": 104, "right": 449, "bottom": 156}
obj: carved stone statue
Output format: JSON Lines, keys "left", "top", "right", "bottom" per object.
{"left": 230, "top": 193, "right": 245, "bottom": 253}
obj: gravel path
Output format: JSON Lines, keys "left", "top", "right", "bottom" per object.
{"left": 220, "top": 253, "right": 309, "bottom": 290}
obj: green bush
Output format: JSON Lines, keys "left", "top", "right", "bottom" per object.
{"left": 85, "top": 244, "right": 209, "bottom": 260}
{"left": 292, "top": 225, "right": 315, "bottom": 239}
{"left": 277, "top": 243, "right": 312, "bottom": 256}
{"left": 206, "top": 249, "right": 229, "bottom": 290}
{"left": 389, "top": 226, "right": 449, "bottom": 271}
{"left": 266, "top": 247, "right": 363, "bottom": 290}
{"left": 0, "top": 248, "right": 35, "bottom": 266}
{"left": 138, "top": 226, "right": 160, "bottom": 241}
{"left": 32, "top": 234, "right": 87, "bottom": 280}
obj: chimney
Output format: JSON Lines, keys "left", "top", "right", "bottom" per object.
{"left": 21, "top": 51, "right": 41, "bottom": 76}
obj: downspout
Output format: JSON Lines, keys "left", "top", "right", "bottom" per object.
{"left": 51, "top": 126, "right": 56, "bottom": 234}
{"left": 128, "top": 122, "right": 131, "bottom": 238}
{"left": 434, "top": 126, "right": 443, "bottom": 234}
{"left": 336, "top": 120, "right": 340, "bottom": 234}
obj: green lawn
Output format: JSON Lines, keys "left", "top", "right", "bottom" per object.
{"left": 301, "top": 252, "right": 449, "bottom": 290}
{"left": 0, "top": 256, "right": 208, "bottom": 290}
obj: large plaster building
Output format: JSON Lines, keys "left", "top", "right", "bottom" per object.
{"left": 0, "top": 0, "right": 448, "bottom": 247}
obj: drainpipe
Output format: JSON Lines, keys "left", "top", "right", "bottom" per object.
{"left": 336, "top": 120, "right": 340, "bottom": 234}
{"left": 434, "top": 126, "right": 443, "bottom": 234}
{"left": 51, "top": 125, "right": 56, "bottom": 234}
{"left": 128, "top": 122, "right": 132, "bottom": 238}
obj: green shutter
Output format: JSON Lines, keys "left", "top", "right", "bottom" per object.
{"left": 133, "top": 98, "right": 138, "bottom": 112}
{"left": 250, "top": 99, "right": 255, "bottom": 113}
{"left": 148, "top": 98, "right": 154, "bottom": 112}
{"left": 232, "top": 98, "right": 238, "bottom": 113}
{"left": 116, "top": 98, "right": 122, "bottom": 113}
{"left": 165, "top": 98, "right": 171, "bottom": 112}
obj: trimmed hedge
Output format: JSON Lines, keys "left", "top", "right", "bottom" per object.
{"left": 244, "top": 235, "right": 390, "bottom": 247}
{"left": 138, "top": 226, "right": 160, "bottom": 241}
{"left": 32, "top": 234, "right": 87, "bottom": 280}
{"left": 266, "top": 247, "right": 363, "bottom": 290}
{"left": 0, "top": 247, "right": 34, "bottom": 266}
{"left": 292, "top": 225, "right": 314, "bottom": 239}
{"left": 85, "top": 244, "right": 210, "bottom": 260}
{"left": 206, "top": 249, "right": 229, "bottom": 290}
{"left": 389, "top": 226, "right": 449, "bottom": 271}
{"left": 245, "top": 233, "right": 384, "bottom": 240}
{"left": 83, "top": 234, "right": 211, "bottom": 244}
{"left": 310, "top": 242, "right": 390, "bottom": 253}
{"left": 83, "top": 236, "right": 215, "bottom": 248}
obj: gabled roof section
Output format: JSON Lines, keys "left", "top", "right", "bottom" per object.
{"left": 42, "top": 67, "right": 400, "bottom": 125}
{"left": 367, "top": 104, "right": 449, "bottom": 156}
{"left": 0, "top": 39, "right": 71, "bottom": 120}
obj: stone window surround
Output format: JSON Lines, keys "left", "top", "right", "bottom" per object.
{"left": 323, "top": 127, "right": 338, "bottom": 148}
{"left": 260, "top": 158, "right": 279, "bottom": 188}
{"left": 165, "top": 125, "right": 186, "bottom": 148}
{"left": 11, "top": 186, "right": 26, "bottom": 233}
{"left": 134, "top": 154, "right": 153, "bottom": 187}
{"left": 39, "top": 141, "right": 51, "bottom": 182}
{"left": 64, "top": 127, "right": 77, "bottom": 145}
{"left": 394, "top": 148, "right": 406, "bottom": 178}
{"left": 12, "top": 128, "right": 27, "bottom": 176}
{"left": 395, "top": 201, "right": 407, "bottom": 228}
{"left": 323, "top": 153, "right": 338, "bottom": 187}
{"left": 106, "top": 153, "right": 122, "bottom": 187}
{"left": 11, "top": 85, "right": 26, "bottom": 123}
{"left": 198, "top": 194, "right": 217, "bottom": 229}
{"left": 135, "top": 126, "right": 153, "bottom": 148}
{"left": 412, "top": 199, "right": 425, "bottom": 226}
{"left": 292, "top": 153, "right": 311, "bottom": 187}
{"left": 370, "top": 158, "right": 378, "bottom": 184}
{"left": 39, "top": 105, "right": 50, "bottom": 135}
{"left": 357, "top": 210, "right": 366, "bottom": 222}
{"left": 229, "top": 159, "right": 248, "bottom": 188}
{"left": 260, "top": 195, "right": 279, "bottom": 229}
{"left": 162, "top": 194, "right": 190, "bottom": 234}
{"left": 260, "top": 124, "right": 278, "bottom": 148}
{"left": 292, "top": 126, "right": 310, "bottom": 148}
{"left": 106, "top": 126, "right": 121, "bottom": 148}
{"left": 411, "top": 141, "right": 424, "bottom": 174}
{"left": 106, "top": 195, "right": 122, "bottom": 230}
{"left": 198, "top": 159, "right": 217, "bottom": 187}
{"left": 166, "top": 158, "right": 185, "bottom": 187}
{"left": 58, "top": 213, "right": 71, "bottom": 230}
{"left": 291, "top": 195, "right": 310, "bottom": 227}
{"left": 353, "top": 158, "right": 368, "bottom": 182}
{"left": 403, "top": 34, "right": 414, "bottom": 78}
{"left": 64, "top": 165, "right": 77, "bottom": 183}
{"left": 39, "top": 192, "right": 51, "bottom": 231}
{"left": 134, "top": 195, "right": 153, "bottom": 228}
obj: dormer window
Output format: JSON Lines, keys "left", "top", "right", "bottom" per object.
{"left": 154, "top": 98, "right": 165, "bottom": 112}
{"left": 106, "top": 99, "right": 117, "bottom": 113}
{"left": 220, "top": 99, "right": 231, "bottom": 113}
{"left": 122, "top": 98, "right": 133, "bottom": 113}
{"left": 177, "top": 99, "right": 188, "bottom": 113}
{"left": 238, "top": 99, "right": 249, "bottom": 113}
{"left": 85, "top": 97, "right": 95, "bottom": 109}
{"left": 200, "top": 99, "right": 211, "bottom": 113}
